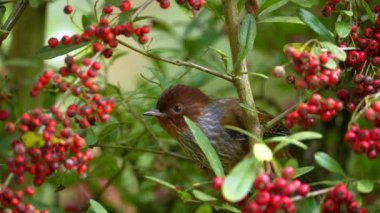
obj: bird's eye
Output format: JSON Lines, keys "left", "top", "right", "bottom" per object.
{"left": 173, "top": 104, "right": 182, "bottom": 113}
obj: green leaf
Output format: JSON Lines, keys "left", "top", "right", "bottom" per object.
{"left": 246, "top": 72, "right": 269, "bottom": 79}
{"left": 192, "top": 190, "right": 218, "bottom": 202}
{"left": 105, "top": 0, "right": 120, "bottom": 7}
{"left": 290, "top": 0, "right": 313, "bottom": 8}
{"left": 209, "top": 46, "right": 229, "bottom": 71}
{"left": 254, "top": 143, "right": 273, "bottom": 161}
{"left": 258, "top": 0, "right": 289, "bottom": 17}
{"left": 320, "top": 41, "right": 347, "bottom": 61}
{"left": 184, "top": 117, "right": 225, "bottom": 177}
{"left": 224, "top": 125, "right": 262, "bottom": 142}
{"left": 177, "top": 191, "right": 194, "bottom": 202}
{"left": 85, "top": 133, "right": 97, "bottom": 146}
{"left": 258, "top": 16, "right": 305, "bottom": 25}
{"left": 324, "top": 58, "right": 337, "bottom": 69}
{"left": 195, "top": 204, "right": 213, "bottom": 213}
{"left": 294, "top": 166, "right": 314, "bottom": 178}
{"left": 340, "top": 10, "right": 353, "bottom": 17}
{"left": 222, "top": 157, "right": 258, "bottom": 202}
{"left": 214, "top": 204, "right": 240, "bottom": 213}
{"left": 98, "top": 123, "right": 121, "bottom": 144}
{"left": 335, "top": 21, "right": 351, "bottom": 38}
{"left": 272, "top": 137, "right": 307, "bottom": 152}
{"left": 29, "top": 0, "right": 43, "bottom": 8}
{"left": 0, "top": 6, "right": 5, "bottom": 23}
{"left": 235, "top": 14, "right": 257, "bottom": 67}
{"left": 36, "top": 42, "right": 90, "bottom": 59}
{"left": 314, "top": 152, "right": 346, "bottom": 177}
{"left": 290, "top": 131, "right": 322, "bottom": 141}
{"left": 357, "top": 179, "right": 374, "bottom": 193}
{"left": 87, "top": 200, "right": 107, "bottom": 213}
{"left": 145, "top": 176, "right": 176, "bottom": 190}
{"left": 360, "top": 0, "right": 375, "bottom": 23}
{"left": 297, "top": 8, "right": 334, "bottom": 42}
{"left": 205, "top": 0, "right": 223, "bottom": 17}
{"left": 82, "top": 15, "right": 93, "bottom": 28}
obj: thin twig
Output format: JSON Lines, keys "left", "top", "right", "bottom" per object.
{"left": 117, "top": 39, "right": 233, "bottom": 82}
{"left": 93, "top": 144, "right": 192, "bottom": 161}
{"left": 94, "top": 157, "right": 128, "bottom": 200}
{"left": 131, "top": 0, "right": 154, "bottom": 21}
{"left": 0, "top": 0, "right": 28, "bottom": 45}
{"left": 264, "top": 104, "right": 298, "bottom": 131}
{"left": 292, "top": 187, "right": 332, "bottom": 202}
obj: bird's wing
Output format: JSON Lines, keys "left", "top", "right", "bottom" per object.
{"left": 216, "top": 99, "right": 249, "bottom": 141}
{"left": 217, "top": 98, "right": 290, "bottom": 140}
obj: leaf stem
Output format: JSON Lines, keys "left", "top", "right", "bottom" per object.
{"left": 117, "top": 39, "right": 233, "bottom": 82}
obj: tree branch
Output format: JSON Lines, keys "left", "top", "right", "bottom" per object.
{"left": 0, "top": 0, "right": 28, "bottom": 46}
{"left": 117, "top": 39, "right": 233, "bottom": 82}
{"left": 131, "top": 0, "right": 154, "bottom": 21}
{"left": 93, "top": 144, "right": 193, "bottom": 161}
{"left": 222, "top": 0, "right": 261, "bottom": 138}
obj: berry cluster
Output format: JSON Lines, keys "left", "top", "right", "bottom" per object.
{"left": 345, "top": 19, "right": 380, "bottom": 71}
{"left": 284, "top": 47, "right": 341, "bottom": 90}
{"left": 157, "top": 0, "right": 205, "bottom": 14}
{"left": 322, "top": 184, "right": 364, "bottom": 213}
{"left": 0, "top": 186, "right": 45, "bottom": 213}
{"left": 336, "top": 74, "right": 380, "bottom": 111}
{"left": 48, "top": 2, "right": 151, "bottom": 54}
{"left": 6, "top": 108, "right": 95, "bottom": 184}
{"left": 344, "top": 101, "right": 380, "bottom": 159}
{"left": 322, "top": 0, "right": 372, "bottom": 17}
{"left": 212, "top": 167, "right": 310, "bottom": 213}
{"left": 286, "top": 94, "right": 343, "bottom": 128}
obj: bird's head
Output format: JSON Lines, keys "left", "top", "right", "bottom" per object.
{"left": 144, "top": 84, "right": 211, "bottom": 138}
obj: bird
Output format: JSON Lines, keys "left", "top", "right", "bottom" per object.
{"left": 144, "top": 84, "right": 290, "bottom": 173}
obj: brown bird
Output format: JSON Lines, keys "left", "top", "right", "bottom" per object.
{"left": 144, "top": 84, "right": 289, "bottom": 173}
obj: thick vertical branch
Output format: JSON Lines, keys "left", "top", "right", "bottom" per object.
{"left": 222, "top": 0, "right": 262, "bottom": 138}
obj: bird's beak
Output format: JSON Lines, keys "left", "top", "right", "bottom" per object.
{"left": 144, "top": 109, "right": 166, "bottom": 117}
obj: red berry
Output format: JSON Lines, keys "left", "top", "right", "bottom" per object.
{"left": 61, "top": 35, "right": 71, "bottom": 45}
{"left": 92, "top": 42, "right": 103, "bottom": 53}
{"left": 64, "top": 5, "right": 73, "bottom": 14}
{"left": 119, "top": 0, "right": 131, "bottom": 12}
{"left": 103, "top": 5, "right": 113, "bottom": 14}
{"left": 212, "top": 177, "right": 224, "bottom": 191}
{"left": 48, "top": 37, "right": 59, "bottom": 48}
{"left": 282, "top": 167, "right": 295, "bottom": 180}
{"left": 0, "top": 109, "right": 9, "bottom": 121}
{"left": 24, "top": 186, "right": 35, "bottom": 196}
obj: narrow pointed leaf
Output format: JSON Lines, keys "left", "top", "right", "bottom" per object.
{"left": 87, "top": 200, "right": 107, "bottom": 213}
{"left": 222, "top": 157, "right": 258, "bottom": 202}
{"left": 184, "top": 117, "right": 225, "bottom": 177}
{"left": 294, "top": 166, "right": 314, "bottom": 178}
{"left": 290, "top": 131, "right": 322, "bottom": 141}
{"left": 258, "top": 0, "right": 289, "bottom": 17}
{"left": 235, "top": 15, "right": 256, "bottom": 67}
{"left": 258, "top": 16, "right": 304, "bottom": 25}
{"left": 36, "top": 42, "right": 90, "bottom": 59}
{"left": 315, "top": 152, "right": 346, "bottom": 176}
{"left": 145, "top": 176, "right": 176, "bottom": 190}
{"left": 360, "top": 0, "right": 375, "bottom": 23}
{"left": 192, "top": 190, "right": 218, "bottom": 202}
{"left": 297, "top": 8, "right": 334, "bottom": 42}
